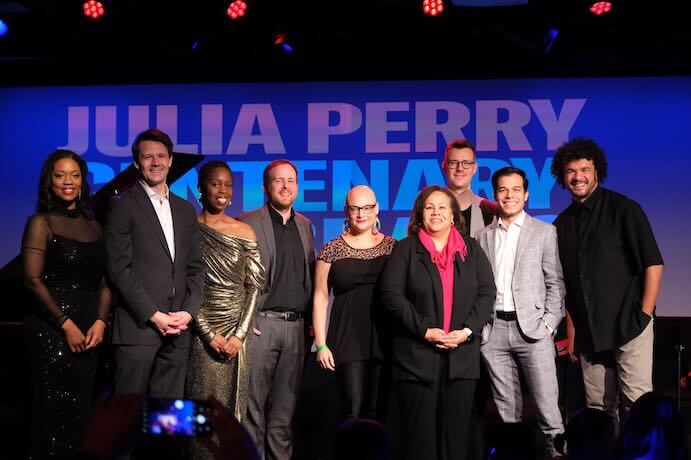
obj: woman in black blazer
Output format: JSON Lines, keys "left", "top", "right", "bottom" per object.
{"left": 379, "top": 185, "right": 496, "bottom": 460}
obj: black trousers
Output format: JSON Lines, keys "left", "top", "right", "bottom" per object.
{"left": 335, "top": 359, "right": 382, "bottom": 420}
{"left": 113, "top": 333, "right": 190, "bottom": 399}
{"left": 396, "top": 357, "right": 476, "bottom": 460}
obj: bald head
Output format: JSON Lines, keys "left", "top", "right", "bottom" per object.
{"left": 346, "top": 185, "right": 377, "bottom": 206}
{"left": 344, "top": 185, "right": 380, "bottom": 234}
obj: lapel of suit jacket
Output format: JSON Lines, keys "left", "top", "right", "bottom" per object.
{"left": 452, "top": 251, "right": 467, "bottom": 328}
{"left": 483, "top": 221, "right": 499, "bottom": 272}
{"left": 514, "top": 213, "right": 533, "bottom": 269}
{"left": 259, "top": 206, "right": 277, "bottom": 284}
{"left": 171, "top": 194, "right": 186, "bottom": 264}
{"left": 295, "top": 213, "right": 312, "bottom": 263}
{"left": 133, "top": 182, "right": 172, "bottom": 261}
{"left": 415, "top": 237, "right": 444, "bottom": 326}
{"left": 469, "top": 194, "right": 484, "bottom": 238}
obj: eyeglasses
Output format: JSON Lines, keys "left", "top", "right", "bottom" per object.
{"left": 445, "top": 160, "right": 475, "bottom": 170}
{"left": 346, "top": 204, "right": 377, "bottom": 215}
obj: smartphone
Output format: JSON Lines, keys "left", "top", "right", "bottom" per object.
{"left": 141, "top": 398, "right": 213, "bottom": 437}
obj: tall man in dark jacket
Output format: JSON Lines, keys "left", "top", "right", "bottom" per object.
{"left": 105, "top": 128, "right": 203, "bottom": 398}
{"left": 442, "top": 139, "right": 498, "bottom": 237}
{"left": 552, "top": 137, "right": 663, "bottom": 421}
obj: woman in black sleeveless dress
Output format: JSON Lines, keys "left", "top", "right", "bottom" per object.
{"left": 21, "top": 150, "right": 111, "bottom": 459}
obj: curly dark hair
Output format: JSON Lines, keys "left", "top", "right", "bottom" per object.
{"left": 197, "top": 160, "right": 233, "bottom": 190}
{"left": 551, "top": 137, "right": 608, "bottom": 188}
{"left": 407, "top": 185, "right": 466, "bottom": 236}
{"left": 36, "top": 149, "right": 91, "bottom": 214}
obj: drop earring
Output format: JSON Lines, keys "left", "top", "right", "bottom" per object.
{"left": 342, "top": 218, "right": 350, "bottom": 234}
{"left": 372, "top": 217, "right": 381, "bottom": 235}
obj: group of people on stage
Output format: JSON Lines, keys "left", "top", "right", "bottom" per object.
{"left": 22, "top": 128, "right": 663, "bottom": 460}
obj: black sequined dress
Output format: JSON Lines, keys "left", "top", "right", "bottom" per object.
{"left": 22, "top": 209, "right": 109, "bottom": 459}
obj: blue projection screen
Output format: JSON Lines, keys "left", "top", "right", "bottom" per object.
{"left": 1, "top": 77, "right": 689, "bottom": 316}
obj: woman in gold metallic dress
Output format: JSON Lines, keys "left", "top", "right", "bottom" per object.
{"left": 185, "top": 160, "right": 265, "bottom": 458}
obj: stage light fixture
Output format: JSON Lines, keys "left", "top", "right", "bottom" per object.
{"left": 82, "top": 0, "right": 105, "bottom": 20}
{"left": 227, "top": 1, "right": 248, "bottom": 20}
{"left": 590, "top": 1, "right": 613, "bottom": 15}
{"left": 0, "top": 20, "right": 8, "bottom": 37}
{"left": 422, "top": 0, "right": 445, "bottom": 16}
{"left": 542, "top": 27, "right": 559, "bottom": 54}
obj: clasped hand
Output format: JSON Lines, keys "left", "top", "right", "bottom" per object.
{"left": 424, "top": 327, "right": 468, "bottom": 349}
{"left": 62, "top": 318, "right": 106, "bottom": 353}
{"left": 210, "top": 334, "right": 243, "bottom": 359}
{"left": 150, "top": 310, "right": 192, "bottom": 336}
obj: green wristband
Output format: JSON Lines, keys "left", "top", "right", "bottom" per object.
{"left": 316, "top": 344, "right": 329, "bottom": 352}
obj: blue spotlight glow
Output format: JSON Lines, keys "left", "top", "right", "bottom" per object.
{"left": 0, "top": 20, "right": 8, "bottom": 37}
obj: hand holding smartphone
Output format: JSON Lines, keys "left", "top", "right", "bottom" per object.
{"left": 142, "top": 398, "right": 213, "bottom": 437}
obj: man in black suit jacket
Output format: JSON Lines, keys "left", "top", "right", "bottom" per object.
{"left": 105, "top": 128, "right": 203, "bottom": 398}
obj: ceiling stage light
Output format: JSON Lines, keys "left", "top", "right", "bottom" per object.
{"left": 590, "top": 1, "right": 613, "bottom": 15}
{"left": 82, "top": 1, "right": 105, "bottom": 20}
{"left": 227, "top": 1, "right": 248, "bottom": 20}
{"left": 422, "top": 0, "right": 445, "bottom": 16}
{"left": 0, "top": 19, "right": 8, "bottom": 37}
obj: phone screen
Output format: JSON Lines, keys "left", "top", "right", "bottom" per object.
{"left": 142, "top": 398, "right": 212, "bottom": 436}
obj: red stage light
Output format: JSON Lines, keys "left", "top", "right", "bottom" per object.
{"left": 227, "top": 1, "right": 248, "bottom": 20}
{"left": 422, "top": 0, "right": 445, "bottom": 17}
{"left": 590, "top": 1, "right": 613, "bottom": 16}
{"left": 82, "top": 0, "right": 105, "bottom": 20}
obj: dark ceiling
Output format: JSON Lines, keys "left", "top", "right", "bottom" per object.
{"left": 1, "top": 0, "right": 691, "bottom": 86}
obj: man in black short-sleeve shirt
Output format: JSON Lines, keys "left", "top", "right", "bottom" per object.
{"left": 551, "top": 138, "right": 663, "bottom": 421}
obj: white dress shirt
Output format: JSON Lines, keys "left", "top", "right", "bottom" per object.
{"left": 140, "top": 180, "right": 175, "bottom": 261}
{"left": 493, "top": 211, "right": 526, "bottom": 312}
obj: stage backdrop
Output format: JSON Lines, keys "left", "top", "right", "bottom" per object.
{"left": 1, "top": 77, "right": 689, "bottom": 316}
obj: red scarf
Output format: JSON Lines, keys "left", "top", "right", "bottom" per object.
{"left": 418, "top": 227, "right": 467, "bottom": 332}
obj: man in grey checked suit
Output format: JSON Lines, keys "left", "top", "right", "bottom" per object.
{"left": 475, "top": 166, "right": 566, "bottom": 457}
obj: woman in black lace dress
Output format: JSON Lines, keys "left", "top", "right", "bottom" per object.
{"left": 312, "top": 185, "right": 395, "bottom": 420}
{"left": 22, "top": 150, "right": 111, "bottom": 459}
